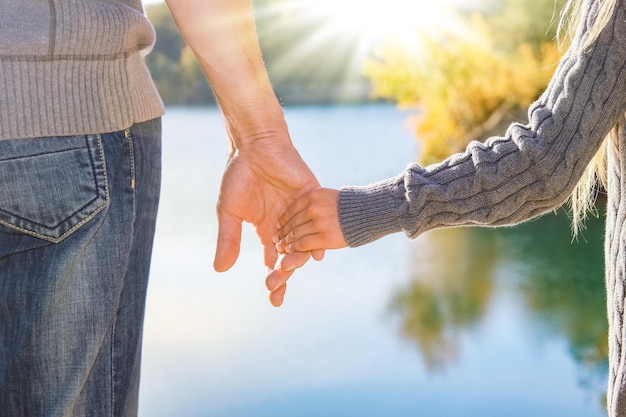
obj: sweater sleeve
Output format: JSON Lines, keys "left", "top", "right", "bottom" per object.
{"left": 338, "top": 0, "right": 626, "bottom": 247}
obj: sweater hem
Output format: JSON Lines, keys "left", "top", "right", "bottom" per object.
{"left": 0, "top": 50, "right": 164, "bottom": 139}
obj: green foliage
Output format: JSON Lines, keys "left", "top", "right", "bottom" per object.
{"left": 390, "top": 207, "right": 608, "bottom": 384}
{"left": 364, "top": 0, "right": 566, "bottom": 165}
{"left": 145, "top": 0, "right": 562, "bottom": 111}
{"left": 481, "top": 0, "right": 564, "bottom": 50}
{"left": 144, "top": 1, "right": 372, "bottom": 105}
{"left": 253, "top": 0, "right": 372, "bottom": 103}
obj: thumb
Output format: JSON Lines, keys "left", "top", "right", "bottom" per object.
{"left": 214, "top": 209, "right": 243, "bottom": 272}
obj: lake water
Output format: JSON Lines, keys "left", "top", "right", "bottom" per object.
{"left": 139, "top": 105, "right": 608, "bottom": 417}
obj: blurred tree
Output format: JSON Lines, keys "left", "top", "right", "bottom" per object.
{"left": 500, "top": 207, "right": 608, "bottom": 382}
{"left": 390, "top": 227, "right": 498, "bottom": 371}
{"left": 391, "top": 207, "right": 608, "bottom": 396}
{"left": 144, "top": 1, "right": 372, "bottom": 105}
{"left": 364, "top": 0, "right": 565, "bottom": 165}
{"left": 179, "top": 45, "right": 214, "bottom": 105}
{"left": 146, "top": 4, "right": 184, "bottom": 62}
{"left": 253, "top": 0, "right": 372, "bottom": 103}
{"left": 145, "top": 4, "right": 215, "bottom": 105}
{"left": 481, "top": 0, "right": 564, "bottom": 50}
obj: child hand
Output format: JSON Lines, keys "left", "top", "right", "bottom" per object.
{"left": 273, "top": 187, "right": 348, "bottom": 253}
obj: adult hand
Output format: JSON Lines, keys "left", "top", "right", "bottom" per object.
{"left": 213, "top": 133, "right": 324, "bottom": 276}
{"left": 166, "top": 0, "right": 323, "bottom": 299}
{"left": 265, "top": 252, "right": 315, "bottom": 307}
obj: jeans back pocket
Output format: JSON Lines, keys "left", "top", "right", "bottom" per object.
{"left": 0, "top": 134, "right": 109, "bottom": 243}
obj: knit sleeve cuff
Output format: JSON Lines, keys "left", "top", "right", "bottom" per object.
{"left": 338, "top": 175, "right": 406, "bottom": 247}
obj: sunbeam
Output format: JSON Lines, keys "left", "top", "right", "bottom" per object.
{"left": 254, "top": 0, "right": 472, "bottom": 91}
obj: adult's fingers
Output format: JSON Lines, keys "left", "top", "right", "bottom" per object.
{"left": 274, "top": 220, "right": 315, "bottom": 253}
{"left": 265, "top": 260, "right": 292, "bottom": 307}
{"left": 266, "top": 247, "right": 320, "bottom": 307}
{"left": 213, "top": 208, "right": 243, "bottom": 272}
{"left": 268, "top": 283, "right": 287, "bottom": 307}
{"left": 265, "top": 252, "right": 309, "bottom": 290}
{"left": 312, "top": 249, "right": 325, "bottom": 261}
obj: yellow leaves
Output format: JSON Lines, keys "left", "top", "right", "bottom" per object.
{"left": 363, "top": 46, "right": 425, "bottom": 107}
{"left": 364, "top": 11, "right": 562, "bottom": 165}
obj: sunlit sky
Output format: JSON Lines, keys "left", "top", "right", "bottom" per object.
{"left": 144, "top": 0, "right": 475, "bottom": 49}
{"left": 146, "top": 0, "right": 478, "bottom": 77}
{"left": 297, "top": 0, "right": 470, "bottom": 42}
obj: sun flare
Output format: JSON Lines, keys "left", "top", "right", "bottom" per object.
{"left": 255, "top": 0, "right": 473, "bottom": 79}
{"left": 299, "top": 0, "right": 468, "bottom": 49}
{"left": 253, "top": 0, "right": 474, "bottom": 101}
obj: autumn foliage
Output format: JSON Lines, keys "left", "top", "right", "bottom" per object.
{"left": 364, "top": 2, "right": 564, "bottom": 165}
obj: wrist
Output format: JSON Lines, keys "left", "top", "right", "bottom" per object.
{"left": 222, "top": 96, "right": 292, "bottom": 150}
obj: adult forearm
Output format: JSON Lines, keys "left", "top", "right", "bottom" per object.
{"left": 165, "top": 0, "right": 287, "bottom": 147}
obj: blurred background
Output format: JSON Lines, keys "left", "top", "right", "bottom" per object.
{"left": 139, "top": 1, "right": 609, "bottom": 416}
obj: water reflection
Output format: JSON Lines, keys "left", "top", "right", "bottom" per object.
{"left": 391, "top": 207, "right": 608, "bottom": 392}
{"left": 140, "top": 106, "right": 608, "bottom": 417}
{"left": 390, "top": 227, "right": 498, "bottom": 370}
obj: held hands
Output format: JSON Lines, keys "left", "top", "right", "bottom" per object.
{"left": 266, "top": 187, "right": 348, "bottom": 307}
{"left": 213, "top": 133, "right": 324, "bottom": 275}
{"left": 167, "top": 0, "right": 337, "bottom": 306}
{"left": 274, "top": 188, "right": 347, "bottom": 253}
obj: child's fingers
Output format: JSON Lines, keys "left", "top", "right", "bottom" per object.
{"left": 275, "top": 209, "right": 310, "bottom": 242}
{"left": 283, "top": 221, "right": 316, "bottom": 243}
{"left": 277, "top": 193, "right": 311, "bottom": 230}
{"left": 265, "top": 252, "right": 309, "bottom": 291}
{"left": 274, "top": 221, "right": 317, "bottom": 253}
{"left": 274, "top": 188, "right": 342, "bottom": 251}
{"left": 284, "top": 234, "right": 325, "bottom": 253}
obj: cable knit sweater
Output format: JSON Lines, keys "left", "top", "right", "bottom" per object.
{"left": 338, "top": 1, "right": 626, "bottom": 415}
{"left": 0, "top": 0, "right": 164, "bottom": 140}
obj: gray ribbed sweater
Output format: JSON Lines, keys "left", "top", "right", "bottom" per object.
{"left": 0, "top": 0, "right": 164, "bottom": 140}
{"left": 338, "top": 1, "right": 626, "bottom": 415}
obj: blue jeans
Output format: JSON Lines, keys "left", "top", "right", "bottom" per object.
{"left": 0, "top": 119, "right": 162, "bottom": 417}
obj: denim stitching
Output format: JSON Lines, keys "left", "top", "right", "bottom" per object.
{"left": 0, "top": 134, "right": 110, "bottom": 243}
{"left": 0, "top": 148, "right": 102, "bottom": 229}
{"left": 0, "top": 146, "right": 84, "bottom": 163}
{"left": 0, "top": 138, "right": 105, "bottom": 229}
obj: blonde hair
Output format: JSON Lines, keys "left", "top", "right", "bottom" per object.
{"left": 558, "top": 0, "right": 618, "bottom": 234}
